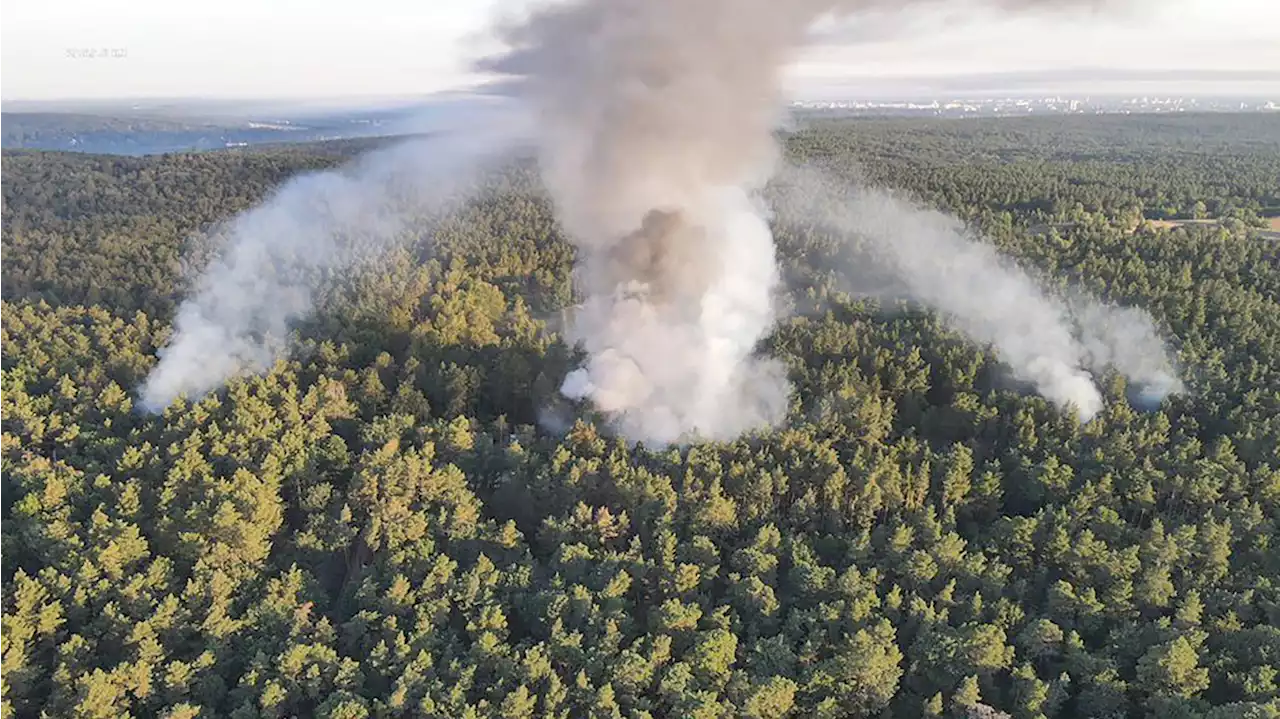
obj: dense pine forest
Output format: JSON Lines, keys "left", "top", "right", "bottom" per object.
{"left": 3, "top": 113, "right": 1280, "bottom": 719}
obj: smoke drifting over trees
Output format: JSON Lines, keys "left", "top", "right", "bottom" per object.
{"left": 772, "top": 167, "right": 1182, "bottom": 422}
{"left": 478, "top": 0, "right": 1179, "bottom": 441}
{"left": 138, "top": 126, "right": 519, "bottom": 413}
{"left": 139, "top": 0, "right": 1181, "bottom": 442}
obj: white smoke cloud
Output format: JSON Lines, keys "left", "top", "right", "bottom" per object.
{"left": 476, "top": 0, "right": 1168, "bottom": 443}
{"left": 141, "top": 0, "right": 1178, "bottom": 435}
{"left": 478, "top": 0, "right": 823, "bottom": 445}
{"left": 1070, "top": 294, "right": 1185, "bottom": 408}
{"left": 773, "top": 165, "right": 1182, "bottom": 420}
{"left": 139, "top": 116, "right": 523, "bottom": 413}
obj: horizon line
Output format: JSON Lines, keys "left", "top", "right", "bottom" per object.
{"left": 4, "top": 67, "right": 1280, "bottom": 106}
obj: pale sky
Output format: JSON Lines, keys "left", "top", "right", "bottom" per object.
{"left": 2, "top": 0, "right": 1277, "bottom": 101}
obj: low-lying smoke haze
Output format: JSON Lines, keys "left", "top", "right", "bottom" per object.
{"left": 139, "top": 123, "right": 520, "bottom": 412}
{"left": 140, "top": 0, "right": 1185, "bottom": 441}
{"left": 773, "top": 166, "right": 1182, "bottom": 421}
{"left": 1070, "top": 295, "right": 1186, "bottom": 408}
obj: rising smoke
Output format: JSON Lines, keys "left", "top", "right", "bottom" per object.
{"left": 772, "top": 167, "right": 1182, "bottom": 421}
{"left": 477, "top": 0, "right": 822, "bottom": 445}
{"left": 138, "top": 121, "right": 520, "bottom": 413}
{"left": 1070, "top": 294, "right": 1185, "bottom": 409}
{"left": 480, "top": 0, "right": 1168, "bottom": 443}
{"left": 141, "top": 0, "right": 1181, "bottom": 439}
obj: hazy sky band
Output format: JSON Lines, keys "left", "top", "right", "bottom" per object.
{"left": 3, "top": 0, "right": 1277, "bottom": 100}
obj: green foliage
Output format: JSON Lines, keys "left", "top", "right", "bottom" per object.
{"left": 4, "top": 114, "right": 1280, "bottom": 718}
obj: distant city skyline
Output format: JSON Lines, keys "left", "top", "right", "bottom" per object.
{"left": 789, "top": 94, "right": 1279, "bottom": 115}
{"left": 784, "top": 68, "right": 1280, "bottom": 103}
{"left": 2, "top": 0, "right": 1278, "bottom": 101}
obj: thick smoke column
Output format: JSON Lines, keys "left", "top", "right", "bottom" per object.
{"left": 481, "top": 0, "right": 821, "bottom": 444}
{"left": 139, "top": 124, "right": 518, "bottom": 413}
{"left": 774, "top": 167, "right": 1182, "bottom": 419}
{"left": 481, "top": 0, "right": 1152, "bottom": 443}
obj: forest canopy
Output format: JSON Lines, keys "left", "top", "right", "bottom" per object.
{"left": 3, "top": 113, "right": 1280, "bottom": 719}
